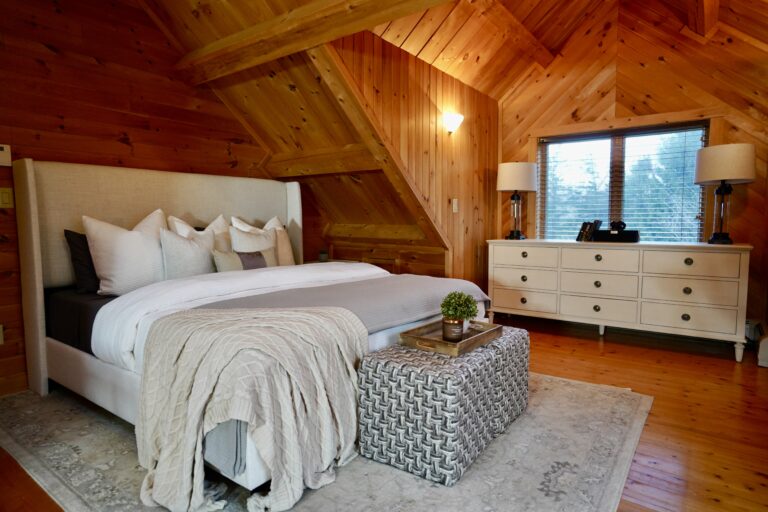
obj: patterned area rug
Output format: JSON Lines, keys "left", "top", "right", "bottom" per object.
{"left": 0, "top": 373, "right": 652, "bottom": 512}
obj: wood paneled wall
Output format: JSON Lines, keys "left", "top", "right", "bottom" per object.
{"left": 500, "top": 0, "right": 768, "bottom": 322}
{"left": 0, "top": 0, "right": 269, "bottom": 395}
{"left": 333, "top": 32, "right": 499, "bottom": 285}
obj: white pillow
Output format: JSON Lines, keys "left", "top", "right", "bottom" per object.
{"left": 231, "top": 216, "right": 295, "bottom": 266}
{"left": 229, "top": 226, "right": 277, "bottom": 265}
{"left": 83, "top": 209, "right": 166, "bottom": 295}
{"left": 161, "top": 229, "right": 215, "bottom": 280}
{"left": 168, "top": 214, "right": 231, "bottom": 252}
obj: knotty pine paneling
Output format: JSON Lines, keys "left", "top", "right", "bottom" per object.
{"left": 500, "top": 0, "right": 768, "bottom": 322}
{"left": 0, "top": 0, "right": 269, "bottom": 395}
{"left": 333, "top": 32, "right": 499, "bottom": 287}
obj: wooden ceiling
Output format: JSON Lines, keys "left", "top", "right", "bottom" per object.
{"left": 374, "top": 0, "right": 768, "bottom": 99}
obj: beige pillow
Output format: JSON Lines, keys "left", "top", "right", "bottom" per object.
{"left": 168, "top": 214, "right": 231, "bottom": 252}
{"left": 161, "top": 229, "right": 215, "bottom": 280}
{"left": 83, "top": 209, "right": 166, "bottom": 295}
{"left": 231, "top": 216, "right": 295, "bottom": 266}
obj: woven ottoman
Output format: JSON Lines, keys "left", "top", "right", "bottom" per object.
{"left": 357, "top": 326, "right": 529, "bottom": 486}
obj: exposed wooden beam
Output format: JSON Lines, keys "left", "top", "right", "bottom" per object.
{"left": 266, "top": 144, "right": 380, "bottom": 178}
{"left": 175, "top": 0, "right": 451, "bottom": 85}
{"left": 326, "top": 223, "right": 426, "bottom": 241}
{"left": 687, "top": 0, "right": 719, "bottom": 37}
{"left": 305, "top": 43, "right": 452, "bottom": 252}
{"left": 464, "top": 0, "right": 555, "bottom": 69}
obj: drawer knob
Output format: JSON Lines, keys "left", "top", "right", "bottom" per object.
{"left": 684, "top": 257, "right": 694, "bottom": 266}
{"left": 683, "top": 286, "right": 692, "bottom": 295}
{"left": 522, "top": 251, "right": 528, "bottom": 258}
{"left": 595, "top": 254, "right": 603, "bottom": 262}
{"left": 681, "top": 313, "right": 691, "bottom": 321}
{"left": 594, "top": 280, "right": 602, "bottom": 288}
{"left": 521, "top": 275, "right": 528, "bottom": 282}
{"left": 593, "top": 305, "right": 601, "bottom": 312}
{"left": 520, "top": 297, "right": 528, "bottom": 304}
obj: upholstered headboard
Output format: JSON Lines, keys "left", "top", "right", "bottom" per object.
{"left": 14, "top": 159, "right": 303, "bottom": 394}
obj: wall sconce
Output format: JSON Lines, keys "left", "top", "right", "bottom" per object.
{"left": 443, "top": 112, "right": 464, "bottom": 134}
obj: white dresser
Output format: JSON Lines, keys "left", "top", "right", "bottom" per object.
{"left": 487, "top": 240, "right": 752, "bottom": 361}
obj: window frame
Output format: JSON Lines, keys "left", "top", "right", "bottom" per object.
{"left": 535, "top": 121, "right": 710, "bottom": 241}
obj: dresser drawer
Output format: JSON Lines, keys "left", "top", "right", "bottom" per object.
{"left": 643, "top": 250, "right": 740, "bottom": 278}
{"left": 493, "top": 267, "right": 558, "bottom": 291}
{"left": 561, "top": 248, "right": 640, "bottom": 272}
{"left": 642, "top": 276, "right": 739, "bottom": 306}
{"left": 561, "top": 271, "right": 638, "bottom": 298}
{"left": 640, "top": 302, "right": 737, "bottom": 335}
{"left": 560, "top": 294, "right": 637, "bottom": 323}
{"left": 493, "top": 245, "right": 558, "bottom": 268}
{"left": 493, "top": 288, "right": 557, "bottom": 313}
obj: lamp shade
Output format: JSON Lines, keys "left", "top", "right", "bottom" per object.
{"left": 694, "top": 143, "right": 756, "bottom": 185}
{"left": 497, "top": 162, "right": 537, "bottom": 191}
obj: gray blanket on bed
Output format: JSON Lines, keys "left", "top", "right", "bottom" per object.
{"left": 203, "top": 274, "right": 490, "bottom": 333}
{"left": 201, "top": 273, "right": 489, "bottom": 481}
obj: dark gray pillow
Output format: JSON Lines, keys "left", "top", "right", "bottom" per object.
{"left": 64, "top": 230, "right": 100, "bottom": 294}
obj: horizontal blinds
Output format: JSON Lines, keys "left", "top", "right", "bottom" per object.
{"left": 537, "top": 125, "right": 706, "bottom": 242}
{"left": 622, "top": 128, "right": 705, "bottom": 242}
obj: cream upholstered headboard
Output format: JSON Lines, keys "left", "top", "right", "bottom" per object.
{"left": 14, "top": 159, "right": 303, "bottom": 394}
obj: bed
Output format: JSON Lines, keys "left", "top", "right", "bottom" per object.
{"left": 14, "top": 159, "right": 486, "bottom": 496}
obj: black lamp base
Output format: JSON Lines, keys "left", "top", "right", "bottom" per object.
{"left": 506, "top": 230, "right": 525, "bottom": 240}
{"left": 708, "top": 232, "right": 733, "bottom": 245}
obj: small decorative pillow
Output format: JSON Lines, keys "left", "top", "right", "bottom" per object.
{"left": 82, "top": 209, "right": 166, "bottom": 296}
{"left": 168, "top": 214, "right": 231, "bottom": 252}
{"left": 229, "top": 225, "right": 277, "bottom": 265}
{"left": 161, "top": 229, "right": 215, "bottom": 280}
{"left": 231, "top": 216, "right": 295, "bottom": 266}
{"left": 64, "top": 230, "right": 100, "bottom": 293}
{"left": 213, "top": 250, "right": 276, "bottom": 272}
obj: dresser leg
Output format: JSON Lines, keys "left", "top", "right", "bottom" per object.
{"left": 598, "top": 325, "right": 605, "bottom": 336}
{"left": 734, "top": 342, "right": 745, "bottom": 363}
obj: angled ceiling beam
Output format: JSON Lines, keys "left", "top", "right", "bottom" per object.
{"left": 266, "top": 144, "right": 380, "bottom": 178}
{"left": 464, "top": 0, "right": 554, "bottom": 68}
{"left": 176, "top": 0, "right": 452, "bottom": 85}
{"left": 687, "top": 0, "right": 719, "bottom": 37}
{"left": 305, "top": 43, "right": 452, "bottom": 251}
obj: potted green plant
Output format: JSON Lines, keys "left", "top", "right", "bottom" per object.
{"left": 441, "top": 291, "right": 478, "bottom": 342}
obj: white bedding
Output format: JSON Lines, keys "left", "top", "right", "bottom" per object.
{"left": 92, "top": 262, "right": 388, "bottom": 372}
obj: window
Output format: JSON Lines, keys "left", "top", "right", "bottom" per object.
{"left": 536, "top": 124, "right": 707, "bottom": 242}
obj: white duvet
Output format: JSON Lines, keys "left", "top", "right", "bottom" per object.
{"left": 92, "top": 262, "right": 389, "bottom": 373}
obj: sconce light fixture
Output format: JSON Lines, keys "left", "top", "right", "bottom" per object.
{"left": 443, "top": 112, "right": 464, "bottom": 134}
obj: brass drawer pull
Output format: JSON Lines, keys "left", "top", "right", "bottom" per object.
{"left": 521, "top": 275, "right": 528, "bottom": 282}
{"left": 594, "top": 280, "right": 602, "bottom": 288}
{"left": 522, "top": 251, "right": 528, "bottom": 258}
{"left": 595, "top": 254, "right": 603, "bottom": 262}
{"left": 593, "top": 305, "right": 601, "bottom": 312}
{"left": 683, "top": 287, "right": 692, "bottom": 295}
{"left": 520, "top": 297, "right": 528, "bottom": 304}
{"left": 681, "top": 313, "right": 691, "bottom": 321}
{"left": 684, "top": 257, "right": 694, "bottom": 266}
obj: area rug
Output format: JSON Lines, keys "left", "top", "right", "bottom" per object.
{"left": 0, "top": 373, "right": 652, "bottom": 512}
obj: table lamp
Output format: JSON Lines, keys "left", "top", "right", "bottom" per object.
{"left": 497, "top": 162, "right": 537, "bottom": 240}
{"left": 694, "top": 143, "right": 755, "bottom": 244}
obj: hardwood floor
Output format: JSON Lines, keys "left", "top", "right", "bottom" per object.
{"left": 1, "top": 316, "right": 766, "bottom": 511}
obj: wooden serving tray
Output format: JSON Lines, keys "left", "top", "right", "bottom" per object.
{"left": 399, "top": 320, "right": 503, "bottom": 357}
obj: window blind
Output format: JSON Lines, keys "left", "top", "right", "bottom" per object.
{"left": 536, "top": 124, "right": 707, "bottom": 242}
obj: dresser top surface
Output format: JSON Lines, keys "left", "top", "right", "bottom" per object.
{"left": 487, "top": 239, "right": 753, "bottom": 251}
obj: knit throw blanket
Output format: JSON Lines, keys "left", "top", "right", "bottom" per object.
{"left": 136, "top": 307, "right": 368, "bottom": 512}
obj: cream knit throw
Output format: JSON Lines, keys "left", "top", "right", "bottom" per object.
{"left": 136, "top": 307, "right": 368, "bottom": 512}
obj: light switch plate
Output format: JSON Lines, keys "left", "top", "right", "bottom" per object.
{"left": 0, "top": 188, "right": 13, "bottom": 208}
{"left": 0, "top": 145, "right": 10, "bottom": 167}
{"left": 451, "top": 198, "right": 459, "bottom": 213}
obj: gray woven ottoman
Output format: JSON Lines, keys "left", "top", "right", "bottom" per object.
{"left": 357, "top": 326, "right": 529, "bottom": 486}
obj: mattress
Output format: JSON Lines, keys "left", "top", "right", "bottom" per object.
{"left": 44, "top": 287, "right": 115, "bottom": 355}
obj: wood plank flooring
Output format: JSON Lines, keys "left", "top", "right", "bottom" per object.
{"left": 1, "top": 316, "right": 766, "bottom": 511}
